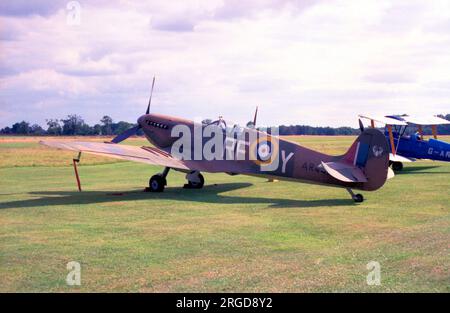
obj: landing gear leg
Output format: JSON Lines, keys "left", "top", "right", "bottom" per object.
{"left": 148, "top": 167, "right": 170, "bottom": 192}
{"left": 346, "top": 188, "right": 364, "bottom": 203}
{"left": 184, "top": 171, "right": 204, "bottom": 189}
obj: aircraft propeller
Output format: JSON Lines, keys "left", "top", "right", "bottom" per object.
{"left": 110, "top": 76, "right": 155, "bottom": 144}
{"left": 246, "top": 106, "right": 259, "bottom": 129}
{"left": 253, "top": 106, "right": 258, "bottom": 126}
{"left": 146, "top": 76, "right": 156, "bottom": 115}
{"left": 358, "top": 119, "right": 365, "bottom": 133}
{"left": 110, "top": 124, "right": 141, "bottom": 144}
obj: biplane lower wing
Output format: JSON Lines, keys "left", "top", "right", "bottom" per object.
{"left": 39, "top": 141, "right": 189, "bottom": 170}
{"left": 389, "top": 153, "right": 414, "bottom": 163}
{"left": 321, "top": 161, "right": 368, "bottom": 183}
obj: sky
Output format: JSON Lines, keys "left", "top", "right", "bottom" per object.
{"left": 1, "top": 0, "right": 450, "bottom": 129}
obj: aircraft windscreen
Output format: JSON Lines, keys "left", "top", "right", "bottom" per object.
{"left": 201, "top": 117, "right": 245, "bottom": 135}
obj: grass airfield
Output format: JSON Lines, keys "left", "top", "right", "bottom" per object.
{"left": 0, "top": 136, "right": 449, "bottom": 292}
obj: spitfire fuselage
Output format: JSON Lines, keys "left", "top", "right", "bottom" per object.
{"left": 138, "top": 114, "right": 389, "bottom": 191}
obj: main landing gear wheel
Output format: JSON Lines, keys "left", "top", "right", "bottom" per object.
{"left": 184, "top": 172, "right": 204, "bottom": 189}
{"left": 391, "top": 161, "right": 403, "bottom": 171}
{"left": 149, "top": 174, "right": 167, "bottom": 192}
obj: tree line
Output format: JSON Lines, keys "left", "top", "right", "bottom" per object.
{"left": 275, "top": 125, "right": 359, "bottom": 136}
{"left": 1, "top": 113, "right": 449, "bottom": 136}
{"left": 0, "top": 115, "right": 141, "bottom": 136}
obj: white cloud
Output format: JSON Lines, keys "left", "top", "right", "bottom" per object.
{"left": 0, "top": 0, "right": 450, "bottom": 128}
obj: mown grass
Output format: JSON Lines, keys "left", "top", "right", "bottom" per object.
{"left": 0, "top": 136, "right": 448, "bottom": 292}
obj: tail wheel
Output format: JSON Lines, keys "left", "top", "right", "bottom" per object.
{"left": 186, "top": 173, "right": 204, "bottom": 189}
{"left": 149, "top": 174, "right": 166, "bottom": 192}
{"left": 392, "top": 162, "right": 403, "bottom": 171}
{"left": 346, "top": 188, "right": 364, "bottom": 203}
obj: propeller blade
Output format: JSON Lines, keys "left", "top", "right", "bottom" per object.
{"left": 110, "top": 125, "right": 141, "bottom": 144}
{"left": 253, "top": 106, "right": 259, "bottom": 125}
{"left": 358, "top": 119, "right": 365, "bottom": 133}
{"left": 146, "top": 76, "right": 156, "bottom": 114}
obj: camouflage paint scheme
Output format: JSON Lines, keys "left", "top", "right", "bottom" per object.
{"left": 41, "top": 113, "right": 391, "bottom": 196}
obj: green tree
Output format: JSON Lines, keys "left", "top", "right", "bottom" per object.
{"left": 61, "top": 114, "right": 85, "bottom": 135}
{"left": 46, "top": 119, "right": 62, "bottom": 135}
{"left": 113, "top": 121, "right": 134, "bottom": 135}
{"left": 30, "top": 124, "right": 46, "bottom": 135}
{"left": 11, "top": 121, "right": 30, "bottom": 134}
{"left": 0, "top": 126, "right": 12, "bottom": 134}
{"left": 92, "top": 124, "right": 102, "bottom": 135}
{"left": 100, "top": 115, "right": 113, "bottom": 135}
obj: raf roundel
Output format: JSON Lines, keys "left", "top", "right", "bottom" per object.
{"left": 250, "top": 136, "right": 279, "bottom": 166}
{"left": 258, "top": 143, "right": 271, "bottom": 161}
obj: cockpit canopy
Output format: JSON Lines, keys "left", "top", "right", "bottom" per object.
{"left": 201, "top": 117, "right": 246, "bottom": 135}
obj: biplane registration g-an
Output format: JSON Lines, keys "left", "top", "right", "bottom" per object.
{"left": 359, "top": 114, "right": 450, "bottom": 171}
{"left": 40, "top": 79, "right": 394, "bottom": 203}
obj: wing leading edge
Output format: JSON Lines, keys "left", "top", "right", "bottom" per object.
{"left": 39, "top": 141, "right": 189, "bottom": 170}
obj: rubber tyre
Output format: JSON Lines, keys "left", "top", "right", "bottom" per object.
{"left": 392, "top": 162, "right": 403, "bottom": 171}
{"left": 353, "top": 194, "right": 364, "bottom": 203}
{"left": 149, "top": 174, "right": 166, "bottom": 192}
{"left": 188, "top": 173, "right": 204, "bottom": 189}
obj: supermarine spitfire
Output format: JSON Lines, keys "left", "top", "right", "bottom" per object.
{"left": 40, "top": 80, "right": 394, "bottom": 203}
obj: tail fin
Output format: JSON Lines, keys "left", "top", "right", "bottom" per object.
{"left": 321, "top": 128, "right": 391, "bottom": 191}
{"left": 342, "top": 128, "right": 391, "bottom": 190}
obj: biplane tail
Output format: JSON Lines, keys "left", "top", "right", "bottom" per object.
{"left": 321, "top": 128, "right": 392, "bottom": 191}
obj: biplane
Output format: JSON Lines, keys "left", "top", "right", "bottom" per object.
{"left": 359, "top": 114, "right": 450, "bottom": 170}
{"left": 39, "top": 79, "right": 394, "bottom": 203}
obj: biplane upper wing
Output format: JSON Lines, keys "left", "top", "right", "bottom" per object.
{"left": 358, "top": 114, "right": 408, "bottom": 126}
{"left": 400, "top": 115, "right": 450, "bottom": 126}
{"left": 39, "top": 141, "right": 189, "bottom": 170}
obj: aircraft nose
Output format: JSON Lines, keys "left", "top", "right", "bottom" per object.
{"left": 137, "top": 115, "right": 146, "bottom": 127}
